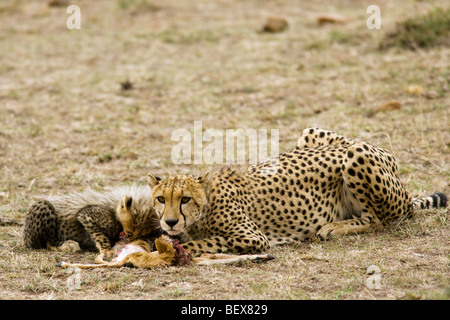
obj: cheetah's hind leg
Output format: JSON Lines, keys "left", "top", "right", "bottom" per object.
{"left": 23, "top": 200, "right": 82, "bottom": 252}
{"left": 316, "top": 142, "right": 394, "bottom": 240}
{"left": 316, "top": 209, "right": 382, "bottom": 240}
{"left": 24, "top": 200, "right": 60, "bottom": 249}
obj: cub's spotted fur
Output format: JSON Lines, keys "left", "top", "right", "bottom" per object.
{"left": 148, "top": 128, "right": 447, "bottom": 256}
{"left": 23, "top": 185, "right": 159, "bottom": 257}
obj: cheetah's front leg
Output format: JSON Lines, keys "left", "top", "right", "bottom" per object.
{"left": 180, "top": 237, "right": 236, "bottom": 257}
{"left": 181, "top": 236, "right": 270, "bottom": 257}
{"left": 181, "top": 221, "right": 271, "bottom": 258}
{"left": 77, "top": 205, "right": 120, "bottom": 259}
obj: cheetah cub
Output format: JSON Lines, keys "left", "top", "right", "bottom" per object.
{"left": 147, "top": 128, "right": 447, "bottom": 257}
{"left": 23, "top": 185, "right": 160, "bottom": 258}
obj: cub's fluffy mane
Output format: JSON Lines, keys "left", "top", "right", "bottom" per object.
{"left": 48, "top": 185, "right": 152, "bottom": 218}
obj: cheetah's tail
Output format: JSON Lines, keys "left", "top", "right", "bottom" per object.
{"left": 412, "top": 192, "right": 448, "bottom": 210}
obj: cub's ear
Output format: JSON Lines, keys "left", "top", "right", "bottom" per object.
{"left": 147, "top": 173, "right": 161, "bottom": 188}
{"left": 117, "top": 195, "right": 133, "bottom": 226}
{"left": 122, "top": 195, "right": 133, "bottom": 210}
{"left": 196, "top": 172, "right": 210, "bottom": 184}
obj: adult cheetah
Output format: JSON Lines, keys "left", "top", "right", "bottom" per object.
{"left": 147, "top": 128, "right": 447, "bottom": 256}
{"left": 23, "top": 185, "right": 160, "bottom": 258}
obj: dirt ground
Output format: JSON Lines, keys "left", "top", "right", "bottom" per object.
{"left": 0, "top": 0, "right": 448, "bottom": 300}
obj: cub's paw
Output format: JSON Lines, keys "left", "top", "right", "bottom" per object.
{"left": 100, "top": 248, "right": 116, "bottom": 261}
{"left": 60, "top": 240, "right": 81, "bottom": 252}
{"left": 48, "top": 240, "right": 81, "bottom": 252}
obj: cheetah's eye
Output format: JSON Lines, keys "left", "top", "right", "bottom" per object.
{"left": 181, "top": 196, "right": 191, "bottom": 204}
{"left": 156, "top": 196, "right": 165, "bottom": 204}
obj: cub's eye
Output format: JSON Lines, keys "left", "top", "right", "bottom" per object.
{"left": 156, "top": 196, "right": 165, "bottom": 204}
{"left": 181, "top": 196, "right": 191, "bottom": 204}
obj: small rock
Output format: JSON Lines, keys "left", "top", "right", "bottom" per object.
{"left": 424, "top": 90, "right": 439, "bottom": 99}
{"left": 317, "top": 13, "right": 347, "bottom": 25}
{"left": 132, "top": 279, "right": 145, "bottom": 289}
{"left": 120, "top": 79, "right": 134, "bottom": 91}
{"left": 404, "top": 85, "right": 424, "bottom": 95}
{"left": 377, "top": 101, "right": 402, "bottom": 112}
{"left": 47, "top": 0, "right": 70, "bottom": 7}
{"left": 263, "top": 16, "right": 289, "bottom": 33}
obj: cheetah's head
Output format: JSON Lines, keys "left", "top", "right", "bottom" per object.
{"left": 147, "top": 172, "right": 210, "bottom": 237}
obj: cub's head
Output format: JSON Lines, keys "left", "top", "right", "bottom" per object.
{"left": 147, "top": 172, "right": 210, "bottom": 237}
{"left": 116, "top": 191, "right": 160, "bottom": 241}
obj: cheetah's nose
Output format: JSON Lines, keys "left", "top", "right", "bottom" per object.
{"left": 165, "top": 219, "right": 179, "bottom": 228}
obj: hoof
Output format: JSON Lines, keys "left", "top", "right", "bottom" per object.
{"left": 255, "top": 253, "right": 275, "bottom": 262}
{"left": 266, "top": 253, "right": 275, "bottom": 260}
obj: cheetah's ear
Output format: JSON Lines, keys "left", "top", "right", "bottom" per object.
{"left": 196, "top": 172, "right": 210, "bottom": 185}
{"left": 122, "top": 195, "right": 132, "bottom": 210}
{"left": 147, "top": 173, "right": 161, "bottom": 188}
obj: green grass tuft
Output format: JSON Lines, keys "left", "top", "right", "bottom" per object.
{"left": 380, "top": 7, "right": 450, "bottom": 50}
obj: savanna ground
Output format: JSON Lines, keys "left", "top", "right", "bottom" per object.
{"left": 0, "top": 0, "right": 448, "bottom": 300}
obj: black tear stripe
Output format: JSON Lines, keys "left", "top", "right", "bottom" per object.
{"left": 179, "top": 201, "right": 187, "bottom": 228}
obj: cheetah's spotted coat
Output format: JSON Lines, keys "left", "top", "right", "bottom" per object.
{"left": 148, "top": 128, "right": 447, "bottom": 257}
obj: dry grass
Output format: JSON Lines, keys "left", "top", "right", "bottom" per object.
{"left": 0, "top": 0, "right": 448, "bottom": 300}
